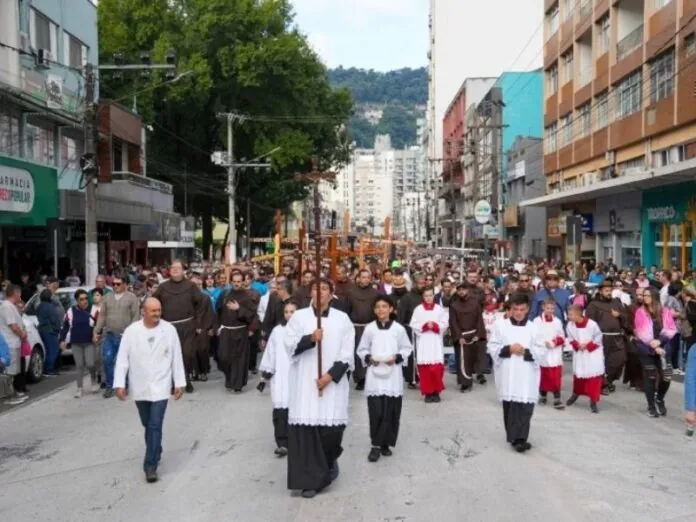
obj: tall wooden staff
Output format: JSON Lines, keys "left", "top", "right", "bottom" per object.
{"left": 295, "top": 157, "right": 337, "bottom": 397}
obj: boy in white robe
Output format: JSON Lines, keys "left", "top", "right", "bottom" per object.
{"left": 488, "top": 293, "right": 545, "bottom": 453}
{"left": 258, "top": 301, "right": 297, "bottom": 457}
{"left": 532, "top": 298, "right": 566, "bottom": 409}
{"left": 566, "top": 305, "right": 604, "bottom": 413}
{"left": 356, "top": 295, "right": 413, "bottom": 463}
{"left": 410, "top": 288, "right": 449, "bottom": 403}
{"left": 284, "top": 279, "right": 355, "bottom": 499}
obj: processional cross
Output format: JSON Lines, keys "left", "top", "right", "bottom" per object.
{"left": 294, "top": 156, "right": 337, "bottom": 396}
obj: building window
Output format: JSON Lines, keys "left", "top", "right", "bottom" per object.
{"left": 595, "top": 92, "right": 609, "bottom": 129}
{"left": 64, "top": 32, "right": 87, "bottom": 68}
{"left": 650, "top": 50, "right": 674, "bottom": 104}
{"left": 562, "top": 51, "right": 574, "bottom": 84}
{"left": 30, "top": 8, "right": 57, "bottom": 57}
{"left": 653, "top": 0, "right": 672, "bottom": 9}
{"left": 546, "top": 64, "right": 559, "bottom": 94}
{"left": 578, "top": 103, "right": 591, "bottom": 137}
{"left": 687, "top": 33, "right": 696, "bottom": 57}
{"left": 615, "top": 71, "right": 642, "bottom": 120}
{"left": 597, "top": 16, "right": 610, "bottom": 55}
{"left": 563, "top": 0, "right": 574, "bottom": 21}
{"left": 0, "top": 109, "right": 20, "bottom": 157}
{"left": 113, "top": 140, "right": 123, "bottom": 172}
{"left": 24, "top": 123, "right": 55, "bottom": 165}
{"left": 547, "top": 5, "right": 560, "bottom": 36}
{"left": 560, "top": 114, "right": 573, "bottom": 146}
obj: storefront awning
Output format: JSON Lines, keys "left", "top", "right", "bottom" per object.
{"left": 520, "top": 158, "right": 696, "bottom": 208}
{"left": 147, "top": 241, "right": 194, "bottom": 249}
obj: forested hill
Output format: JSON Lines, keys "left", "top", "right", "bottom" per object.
{"left": 328, "top": 67, "right": 427, "bottom": 149}
{"left": 327, "top": 67, "right": 427, "bottom": 106}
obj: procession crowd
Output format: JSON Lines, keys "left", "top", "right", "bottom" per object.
{"left": 0, "top": 254, "right": 695, "bottom": 494}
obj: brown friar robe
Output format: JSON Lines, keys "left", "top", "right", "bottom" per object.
{"left": 153, "top": 278, "right": 206, "bottom": 379}
{"left": 334, "top": 279, "right": 354, "bottom": 303}
{"left": 389, "top": 285, "right": 408, "bottom": 310}
{"left": 291, "top": 284, "right": 313, "bottom": 309}
{"left": 396, "top": 288, "right": 423, "bottom": 385}
{"left": 194, "top": 294, "right": 216, "bottom": 376}
{"left": 624, "top": 302, "right": 644, "bottom": 389}
{"left": 345, "top": 284, "right": 379, "bottom": 385}
{"left": 586, "top": 295, "right": 629, "bottom": 386}
{"left": 448, "top": 294, "right": 487, "bottom": 389}
{"left": 246, "top": 288, "right": 262, "bottom": 372}
{"left": 261, "top": 293, "right": 290, "bottom": 342}
{"left": 217, "top": 288, "right": 256, "bottom": 391}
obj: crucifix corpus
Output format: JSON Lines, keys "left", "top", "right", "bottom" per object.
{"left": 294, "top": 156, "right": 337, "bottom": 397}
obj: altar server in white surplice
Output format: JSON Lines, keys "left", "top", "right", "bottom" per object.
{"left": 284, "top": 279, "right": 354, "bottom": 499}
{"left": 258, "top": 301, "right": 297, "bottom": 458}
{"left": 357, "top": 295, "right": 412, "bottom": 463}
{"left": 488, "top": 293, "right": 546, "bottom": 453}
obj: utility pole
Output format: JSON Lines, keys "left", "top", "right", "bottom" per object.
{"left": 82, "top": 63, "right": 98, "bottom": 284}
{"left": 212, "top": 128, "right": 277, "bottom": 264}
{"left": 80, "top": 50, "right": 177, "bottom": 282}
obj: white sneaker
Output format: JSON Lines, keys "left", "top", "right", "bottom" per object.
{"left": 4, "top": 395, "right": 28, "bottom": 405}
{"left": 74, "top": 388, "right": 83, "bottom": 399}
{"left": 16, "top": 392, "right": 27, "bottom": 398}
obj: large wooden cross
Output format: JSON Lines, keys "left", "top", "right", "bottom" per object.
{"left": 294, "top": 156, "right": 337, "bottom": 396}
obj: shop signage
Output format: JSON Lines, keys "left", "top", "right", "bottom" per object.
{"left": 474, "top": 200, "right": 491, "bottom": 224}
{"left": 0, "top": 165, "right": 34, "bottom": 213}
{"left": 547, "top": 218, "right": 561, "bottom": 238}
{"left": 577, "top": 213, "right": 594, "bottom": 234}
{"left": 646, "top": 206, "right": 677, "bottom": 221}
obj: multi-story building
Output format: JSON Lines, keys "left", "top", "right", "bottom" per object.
{"left": 440, "top": 77, "right": 497, "bottom": 246}
{"left": 524, "top": 0, "right": 696, "bottom": 268}
{"left": 399, "top": 191, "right": 428, "bottom": 241}
{"left": 0, "top": 0, "right": 191, "bottom": 278}
{"left": 504, "top": 137, "right": 549, "bottom": 260}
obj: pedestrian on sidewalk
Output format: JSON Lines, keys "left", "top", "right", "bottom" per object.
{"left": 114, "top": 297, "right": 186, "bottom": 484}
{"left": 60, "top": 289, "right": 99, "bottom": 398}
{"left": 94, "top": 275, "right": 141, "bottom": 398}
{"left": 37, "top": 289, "right": 63, "bottom": 377}
{"left": 0, "top": 285, "right": 28, "bottom": 405}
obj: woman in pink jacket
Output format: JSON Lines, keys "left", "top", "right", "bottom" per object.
{"left": 633, "top": 287, "right": 677, "bottom": 418}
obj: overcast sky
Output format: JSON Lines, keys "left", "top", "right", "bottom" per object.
{"left": 291, "top": 0, "right": 544, "bottom": 75}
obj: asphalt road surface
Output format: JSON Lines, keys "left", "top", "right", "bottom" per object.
{"left": 0, "top": 361, "right": 77, "bottom": 415}
{"left": 0, "top": 366, "right": 695, "bottom": 522}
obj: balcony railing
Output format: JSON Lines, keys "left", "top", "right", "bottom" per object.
{"left": 616, "top": 24, "right": 644, "bottom": 61}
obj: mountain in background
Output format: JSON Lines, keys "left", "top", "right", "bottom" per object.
{"left": 328, "top": 67, "right": 427, "bottom": 149}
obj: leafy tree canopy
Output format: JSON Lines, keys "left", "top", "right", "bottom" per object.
{"left": 328, "top": 67, "right": 427, "bottom": 106}
{"left": 98, "top": 0, "right": 353, "bottom": 248}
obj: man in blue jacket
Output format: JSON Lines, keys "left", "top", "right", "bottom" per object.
{"left": 530, "top": 272, "right": 570, "bottom": 325}
{"left": 685, "top": 342, "right": 696, "bottom": 431}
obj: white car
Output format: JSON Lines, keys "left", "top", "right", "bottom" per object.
{"left": 23, "top": 286, "right": 105, "bottom": 364}
{"left": 22, "top": 316, "right": 46, "bottom": 384}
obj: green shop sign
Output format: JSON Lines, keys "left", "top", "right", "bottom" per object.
{"left": 0, "top": 156, "right": 58, "bottom": 226}
{"left": 645, "top": 206, "right": 680, "bottom": 222}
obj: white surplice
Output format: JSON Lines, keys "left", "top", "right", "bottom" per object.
{"left": 284, "top": 305, "right": 355, "bottom": 426}
{"left": 356, "top": 320, "right": 413, "bottom": 398}
{"left": 532, "top": 315, "right": 566, "bottom": 368}
{"left": 258, "top": 324, "right": 290, "bottom": 409}
{"left": 566, "top": 319, "right": 605, "bottom": 379}
{"left": 409, "top": 303, "right": 448, "bottom": 365}
{"left": 113, "top": 319, "right": 186, "bottom": 402}
{"left": 488, "top": 318, "right": 546, "bottom": 404}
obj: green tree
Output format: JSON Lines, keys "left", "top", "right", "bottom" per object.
{"left": 98, "top": 0, "right": 352, "bottom": 258}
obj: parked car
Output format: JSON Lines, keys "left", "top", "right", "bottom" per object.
{"left": 22, "top": 316, "right": 45, "bottom": 384}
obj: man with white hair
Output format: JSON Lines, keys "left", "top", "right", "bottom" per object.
{"left": 114, "top": 297, "right": 186, "bottom": 483}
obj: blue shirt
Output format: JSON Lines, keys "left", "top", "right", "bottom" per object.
{"left": 588, "top": 272, "right": 605, "bottom": 285}
{"left": 531, "top": 287, "right": 570, "bottom": 322}
{"left": 685, "top": 342, "right": 696, "bottom": 412}
{"left": 0, "top": 333, "right": 11, "bottom": 369}
{"left": 251, "top": 280, "right": 268, "bottom": 296}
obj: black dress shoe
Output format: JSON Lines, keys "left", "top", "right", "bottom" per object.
{"left": 145, "top": 469, "right": 158, "bottom": 483}
{"left": 514, "top": 441, "right": 526, "bottom": 453}
{"left": 368, "top": 447, "right": 381, "bottom": 462}
{"left": 380, "top": 447, "right": 393, "bottom": 457}
{"left": 301, "top": 489, "right": 317, "bottom": 499}
{"left": 566, "top": 394, "right": 578, "bottom": 406}
{"left": 329, "top": 461, "right": 339, "bottom": 482}
{"left": 476, "top": 375, "right": 487, "bottom": 385}
{"left": 656, "top": 399, "right": 667, "bottom": 416}
{"left": 432, "top": 394, "right": 441, "bottom": 403}
{"left": 355, "top": 381, "right": 365, "bottom": 391}
{"left": 590, "top": 401, "right": 599, "bottom": 414}
{"left": 424, "top": 395, "right": 433, "bottom": 403}
{"left": 185, "top": 382, "right": 194, "bottom": 393}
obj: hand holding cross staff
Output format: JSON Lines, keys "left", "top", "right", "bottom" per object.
{"left": 294, "top": 156, "right": 337, "bottom": 397}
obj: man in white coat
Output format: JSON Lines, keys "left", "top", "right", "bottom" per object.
{"left": 284, "top": 278, "right": 355, "bottom": 499}
{"left": 488, "top": 293, "right": 545, "bottom": 453}
{"left": 114, "top": 297, "right": 186, "bottom": 483}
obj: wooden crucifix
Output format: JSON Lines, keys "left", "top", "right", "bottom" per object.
{"left": 294, "top": 156, "right": 337, "bottom": 396}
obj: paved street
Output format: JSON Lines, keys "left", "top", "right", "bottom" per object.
{"left": 0, "top": 363, "right": 77, "bottom": 415}
{"left": 0, "top": 367, "right": 695, "bottom": 522}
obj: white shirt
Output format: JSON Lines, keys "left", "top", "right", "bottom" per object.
{"left": 660, "top": 284, "right": 669, "bottom": 306}
{"left": 566, "top": 319, "right": 605, "bottom": 379}
{"left": 285, "top": 305, "right": 355, "bottom": 426}
{"left": 257, "top": 291, "right": 270, "bottom": 322}
{"left": 113, "top": 319, "right": 186, "bottom": 401}
{"left": 488, "top": 318, "right": 545, "bottom": 404}
{"left": 409, "top": 303, "right": 448, "bottom": 365}
{"left": 258, "top": 324, "right": 290, "bottom": 409}
{"left": 532, "top": 315, "right": 565, "bottom": 367}
{"left": 0, "top": 300, "right": 22, "bottom": 349}
{"left": 356, "top": 320, "right": 412, "bottom": 398}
